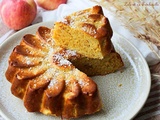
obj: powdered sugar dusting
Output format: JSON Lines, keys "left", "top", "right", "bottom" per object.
{"left": 53, "top": 54, "right": 72, "bottom": 66}
{"left": 59, "top": 58, "right": 72, "bottom": 66}
{"left": 48, "top": 78, "right": 57, "bottom": 89}
{"left": 65, "top": 49, "right": 77, "bottom": 57}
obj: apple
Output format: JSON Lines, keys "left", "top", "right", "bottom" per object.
{"left": 36, "top": 0, "right": 67, "bottom": 10}
{"left": 0, "top": 0, "right": 37, "bottom": 30}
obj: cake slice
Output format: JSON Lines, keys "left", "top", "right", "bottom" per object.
{"left": 52, "top": 5, "right": 113, "bottom": 59}
{"left": 52, "top": 6, "right": 124, "bottom": 76}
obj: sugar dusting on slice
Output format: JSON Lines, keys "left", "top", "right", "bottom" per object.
{"left": 53, "top": 53, "right": 72, "bottom": 66}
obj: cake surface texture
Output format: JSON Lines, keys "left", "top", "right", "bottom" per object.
{"left": 52, "top": 5, "right": 113, "bottom": 59}
{"left": 70, "top": 50, "right": 124, "bottom": 76}
{"left": 5, "top": 26, "right": 102, "bottom": 119}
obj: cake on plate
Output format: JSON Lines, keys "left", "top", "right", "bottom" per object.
{"left": 5, "top": 5, "right": 124, "bottom": 119}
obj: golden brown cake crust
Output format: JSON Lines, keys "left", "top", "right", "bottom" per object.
{"left": 64, "top": 5, "right": 113, "bottom": 39}
{"left": 5, "top": 26, "right": 102, "bottom": 119}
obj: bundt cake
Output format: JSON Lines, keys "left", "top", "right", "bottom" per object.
{"left": 52, "top": 5, "right": 113, "bottom": 59}
{"left": 5, "top": 6, "right": 124, "bottom": 119}
{"left": 5, "top": 26, "right": 102, "bottom": 119}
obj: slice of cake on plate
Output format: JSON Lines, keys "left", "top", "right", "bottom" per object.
{"left": 53, "top": 5, "right": 113, "bottom": 59}
{"left": 53, "top": 5, "right": 124, "bottom": 76}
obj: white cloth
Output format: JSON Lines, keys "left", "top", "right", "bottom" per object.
{"left": 0, "top": 0, "right": 159, "bottom": 65}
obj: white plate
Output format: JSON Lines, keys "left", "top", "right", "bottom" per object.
{"left": 0, "top": 21, "right": 151, "bottom": 120}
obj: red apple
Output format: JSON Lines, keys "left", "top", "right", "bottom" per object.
{"left": 36, "top": 0, "right": 67, "bottom": 10}
{"left": 0, "top": 0, "right": 37, "bottom": 30}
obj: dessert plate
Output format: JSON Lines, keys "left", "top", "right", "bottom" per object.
{"left": 0, "top": 21, "right": 150, "bottom": 120}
